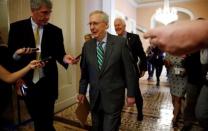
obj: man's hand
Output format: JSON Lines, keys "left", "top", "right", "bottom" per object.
{"left": 15, "top": 47, "right": 39, "bottom": 56}
{"left": 15, "top": 79, "right": 25, "bottom": 96}
{"left": 77, "top": 94, "right": 85, "bottom": 104}
{"left": 126, "top": 97, "right": 135, "bottom": 107}
{"left": 63, "top": 54, "right": 79, "bottom": 64}
{"left": 28, "top": 60, "right": 46, "bottom": 69}
{"left": 143, "top": 20, "right": 208, "bottom": 55}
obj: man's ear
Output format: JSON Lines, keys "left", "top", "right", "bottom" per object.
{"left": 106, "top": 23, "right": 109, "bottom": 29}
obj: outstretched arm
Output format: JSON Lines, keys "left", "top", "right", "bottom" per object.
{"left": 0, "top": 60, "right": 44, "bottom": 83}
{"left": 144, "top": 20, "right": 208, "bottom": 55}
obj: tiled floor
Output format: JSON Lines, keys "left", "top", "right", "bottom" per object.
{"left": 16, "top": 73, "right": 203, "bottom": 131}
{"left": 53, "top": 76, "right": 177, "bottom": 131}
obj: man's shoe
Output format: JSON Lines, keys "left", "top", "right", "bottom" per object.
{"left": 156, "top": 81, "right": 160, "bottom": 86}
{"left": 147, "top": 77, "right": 153, "bottom": 81}
{"left": 137, "top": 114, "right": 143, "bottom": 121}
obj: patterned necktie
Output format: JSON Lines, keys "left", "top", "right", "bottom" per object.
{"left": 97, "top": 42, "right": 104, "bottom": 70}
{"left": 33, "top": 27, "right": 40, "bottom": 83}
{"left": 34, "top": 27, "right": 40, "bottom": 59}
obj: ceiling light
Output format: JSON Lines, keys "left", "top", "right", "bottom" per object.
{"left": 154, "top": 0, "right": 178, "bottom": 25}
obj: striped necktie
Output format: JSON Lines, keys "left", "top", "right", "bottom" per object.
{"left": 97, "top": 42, "right": 104, "bottom": 70}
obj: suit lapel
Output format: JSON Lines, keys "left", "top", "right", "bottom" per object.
{"left": 25, "top": 18, "right": 36, "bottom": 48}
{"left": 25, "top": 18, "right": 37, "bottom": 58}
{"left": 41, "top": 25, "right": 51, "bottom": 58}
{"left": 126, "top": 33, "right": 131, "bottom": 48}
{"left": 99, "top": 33, "right": 113, "bottom": 76}
{"left": 89, "top": 39, "right": 100, "bottom": 72}
{"left": 126, "top": 33, "right": 132, "bottom": 50}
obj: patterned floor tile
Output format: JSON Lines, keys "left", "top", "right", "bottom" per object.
{"left": 15, "top": 76, "right": 203, "bottom": 131}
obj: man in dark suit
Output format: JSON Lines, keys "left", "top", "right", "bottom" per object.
{"left": 77, "top": 10, "right": 137, "bottom": 131}
{"left": 182, "top": 51, "right": 202, "bottom": 130}
{"left": 8, "top": 0, "right": 76, "bottom": 131}
{"left": 114, "top": 18, "right": 147, "bottom": 121}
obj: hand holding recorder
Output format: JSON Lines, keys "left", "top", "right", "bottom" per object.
{"left": 15, "top": 47, "right": 39, "bottom": 56}
{"left": 63, "top": 54, "right": 80, "bottom": 64}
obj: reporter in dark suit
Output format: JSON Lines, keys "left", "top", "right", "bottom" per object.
{"left": 77, "top": 10, "right": 138, "bottom": 131}
{"left": 8, "top": 0, "right": 76, "bottom": 130}
{"left": 114, "top": 18, "right": 147, "bottom": 121}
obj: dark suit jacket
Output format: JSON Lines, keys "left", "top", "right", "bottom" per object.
{"left": 184, "top": 51, "right": 202, "bottom": 86}
{"left": 126, "top": 32, "right": 147, "bottom": 75}
{"left": 79, "top": 33, "right": 138, "bottom": 113}
{"left": 8, "top": 18, "right": 68, "bottom": 99}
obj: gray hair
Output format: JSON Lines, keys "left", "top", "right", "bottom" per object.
{"left": 89, "top": 10, "right": 109, "bottom": 24}
{"left": 114, "top": 17, "right": 126, "bottom": 26}
{"left": 30, "top": 0, "right": 52, "bottom": 10}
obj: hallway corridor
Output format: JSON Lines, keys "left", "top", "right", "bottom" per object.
{"left": 53, "top": 75, "right": 176, "bottom": 131}
{"left": 18, "top": 74, "right": 202, "bottom": 131}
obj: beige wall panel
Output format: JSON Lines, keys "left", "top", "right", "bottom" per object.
{"left": 115, "top": 0, "right": 137, "bottom": 20}
{"left": 0, "top": 0, "right": 9, "bottom": 44}
{"left": 173, "top": 0, "right": 208, "bottom": 19}
{"left": 8, "top": 0, "right": 30, "bottom": 23}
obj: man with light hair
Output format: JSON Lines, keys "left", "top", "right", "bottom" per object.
{"left": 114, "top": 17, "right": 147, "bottom": 121}
{"left": 77, "top": 10, "right": 137, "bottom": 131}
{"left": 8, "top": 0, "right": 77, "bottom": 130}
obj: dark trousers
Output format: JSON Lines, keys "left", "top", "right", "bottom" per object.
{"left": 135, "top": 83, "right": 143, "bottom": 116}
{"left": 0, "top": 87, "right": 12, "bottom": 130}
{"left": 91, "top": 95, "right": 121, "bottom": 131}
{"left": 147, "top": 61, "right": 154, "bottom": 78}
{"left": 183, "top": 83, "right": 201, "bottom": 126}
{"left": 155, "top": 64, "right": 163, "bottom": 82}
{"left": 24, "top": 80, "right": 56, "bottom": 131}
{"left": 25, "top": 96, "right": 55, "bottom": 131}
{"left": 196, "top": 85, "right": 208, "bottom": 130}
{"left": 91, "top": 109, "right": 121, "bottom": 131}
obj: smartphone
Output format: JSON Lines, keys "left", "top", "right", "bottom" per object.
{"left": 76, "top": 54, "right": 81, "bottom": 60}
{"left": 31, "top": 48, "right": 39, "bottom": 52}
{"left": 20, "top": 84, "right": 28, "bottom": 96}
{"left": 41, "top": 56, "right": 52, "bottom": 62}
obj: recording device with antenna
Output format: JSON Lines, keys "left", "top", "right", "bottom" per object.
{"left": 75, "top": 54, "right": 81, "bottom": 60}
{"left": 31, "top": 48, "right": 39, "bottom": 52}
{"left": 19, "top": 56, "right": 52, "bottom": 96}
{"left": 41, "top": 56, "right": 52, "bottom": 63}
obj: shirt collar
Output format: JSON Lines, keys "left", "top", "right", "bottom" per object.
{"left": 123, "top": 31, "right": 127, "bottom": 38}
{"left": 97, "top": 33, "right": 107, "bottom": 45}
{"left": 31, "top": 17, "right": 43, "bottom": 30}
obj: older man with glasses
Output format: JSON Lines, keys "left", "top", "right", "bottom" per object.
{"left": 77, "top": 10, "right": 138, "bottom": 131}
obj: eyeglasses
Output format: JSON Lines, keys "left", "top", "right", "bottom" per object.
{"left": 88, "top": 21, "right": 104, "bottom": 26}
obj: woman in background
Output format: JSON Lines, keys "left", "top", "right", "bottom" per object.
{"left": 164, "top": 53, "right": 187, "bottom": 127}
